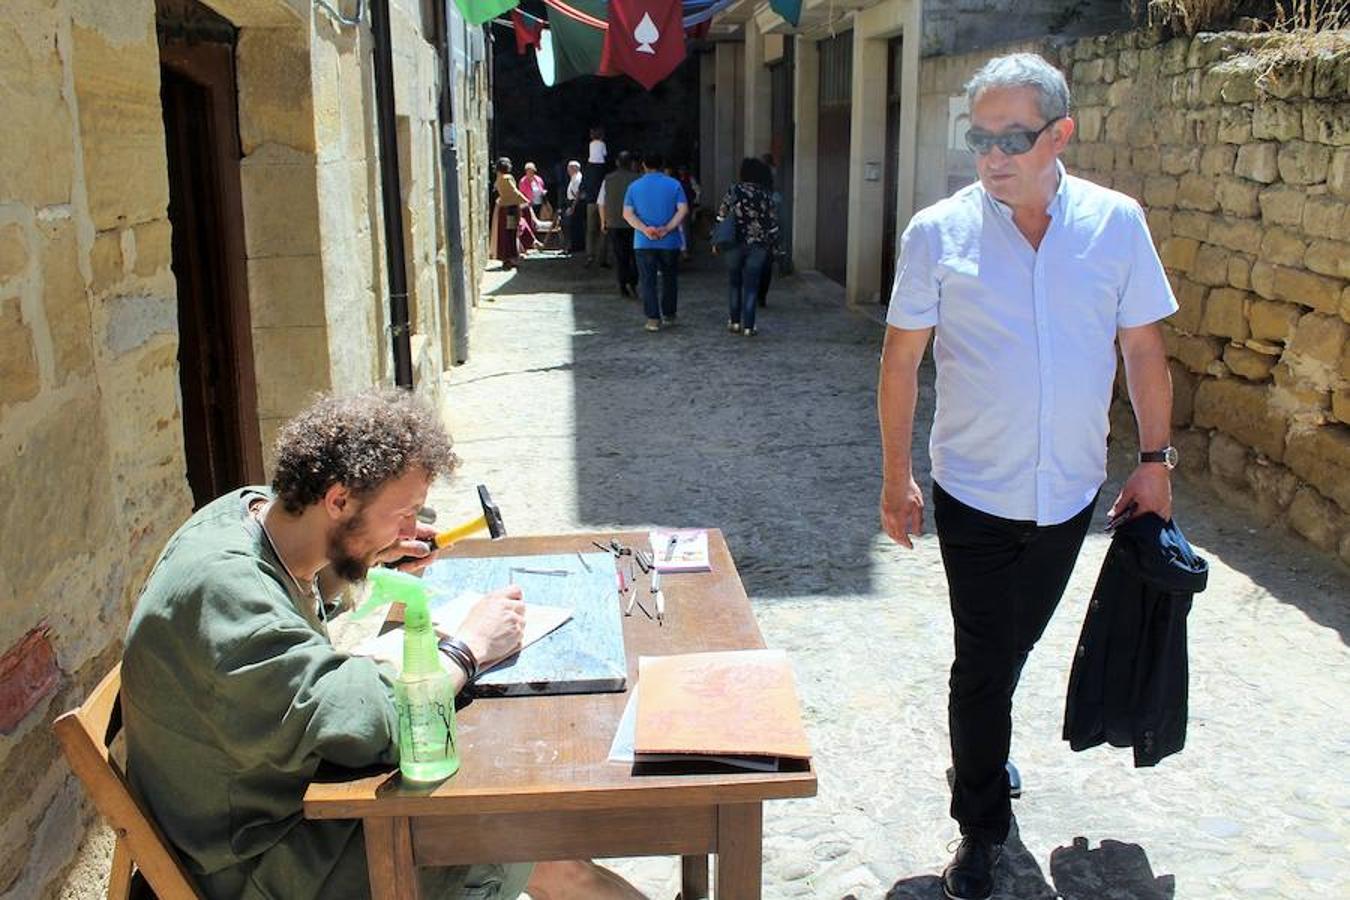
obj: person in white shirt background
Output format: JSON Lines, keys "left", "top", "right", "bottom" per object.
{"left": 585, "top": 126, "right": 610, "bottom": 268}
{"left": 564, "top": 159, "right": 584, "bottom": 254}
{"left": 877, "top": 52, "right": 1177, "bottom": 900}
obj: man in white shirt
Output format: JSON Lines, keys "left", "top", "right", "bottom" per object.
{"left": 564, "top": 160, "right": 584, "bottom": 254}
{"left": 877, "top": 53, "right": 1177, "bottom": 900}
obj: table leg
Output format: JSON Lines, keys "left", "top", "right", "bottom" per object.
{"left": 714, "top": 803, "right": 762, "bottom": 900}
{"left": 681, "top": 854, "right": 710, "bottom": 899}
{"left": 363, "top": 816, "right": 423, "bottom": 900}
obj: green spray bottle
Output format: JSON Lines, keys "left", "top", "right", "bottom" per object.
{"left": 358, "top": 568, "right": 460, "bottom": 783}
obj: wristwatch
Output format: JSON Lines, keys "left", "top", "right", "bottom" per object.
{"left": 1139, "top": 446, "right": 1178, "bottom": 470}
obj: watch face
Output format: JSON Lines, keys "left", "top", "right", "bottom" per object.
{"left": 1165, "top": 446, "right": 1178, "bottom": 469}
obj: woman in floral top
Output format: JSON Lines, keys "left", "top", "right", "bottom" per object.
{"left": 716, "top": 158, "right": 781, "bottom": 336}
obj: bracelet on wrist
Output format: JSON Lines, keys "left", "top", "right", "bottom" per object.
{"left": 437, "top": 636, "right": 480, "bottom": 680}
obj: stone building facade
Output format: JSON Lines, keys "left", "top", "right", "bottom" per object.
{"left": 0, "top": 0, "right": 490, "bottom": 896}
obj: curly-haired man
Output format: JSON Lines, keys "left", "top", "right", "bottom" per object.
{"left": 122, "top": 389, "right": 645, "bottom": 900}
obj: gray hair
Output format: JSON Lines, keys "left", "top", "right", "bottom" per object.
{"left": 965, "top": 53, "right": 1070, "bottom": 122}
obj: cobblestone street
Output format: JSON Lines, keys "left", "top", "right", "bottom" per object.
{"left": 428, "top": 251, "right": 1350, "bottom": 900}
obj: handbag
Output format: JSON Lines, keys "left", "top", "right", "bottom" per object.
{"left": 711, "top": 213, "right": 737, "bottom": 251}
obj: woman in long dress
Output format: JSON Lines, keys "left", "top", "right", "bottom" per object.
{"left": 490, "top": 157, "right": 530, "bottom": 270}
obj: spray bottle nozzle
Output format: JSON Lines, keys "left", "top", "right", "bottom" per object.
{"left": 352, "top": 568, "right": 441, "bottom": 676}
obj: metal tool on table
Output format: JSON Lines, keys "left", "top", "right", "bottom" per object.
{"left": 650, "top": 569, "right": 665, "bottom": 626}
{"left": 591, "top": 538, "right": 654, "bottom": 619}
{"left": 508, "top": 566, "right": 569, "bottom": 579}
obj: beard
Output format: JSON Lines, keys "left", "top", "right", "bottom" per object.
{"left": 328, "top": 512, "right": 374, "bottom": 583}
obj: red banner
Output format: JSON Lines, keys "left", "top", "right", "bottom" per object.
{"left": 512, "top": 9, "right": 544, "bottom": 55}
{"left": 600, "top": 0, "right": 686, "bottom": 91}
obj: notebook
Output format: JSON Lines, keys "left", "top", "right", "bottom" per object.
{"left": 631, "top": 649, "right": 812, "bottom": 770}
{"left": 648, "top": 528, "right": 711, "bottom": 573}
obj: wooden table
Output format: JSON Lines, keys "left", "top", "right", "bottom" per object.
{"left": 304, "top": 530, "right": 817, "bottom": 899}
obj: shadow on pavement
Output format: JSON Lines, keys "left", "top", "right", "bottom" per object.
{"left": 491, "top": 247, "right": 905, "bottom": 599}
{"left": 883, "top": 823, "right": 1173, "bottom": 900}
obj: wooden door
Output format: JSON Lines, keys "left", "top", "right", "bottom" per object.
{"left": 881, "top": 36, "right": 904, "bottom": 303}
{"left": 157, "top": 0, "right": 262, "bottom": 507}
{"left": 815, "top": 32, "right": 851, "bottom": 286}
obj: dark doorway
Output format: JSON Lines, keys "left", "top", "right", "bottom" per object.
{"left": 157, "top": 0, "right": 262, "bottom": 508}
{"left": 880, "top": 36, "right": 904, "bottom": 303}
{"left": 816, "top": 31, "right": 852, "bottom": 286}
{"left": 768, "top": 37, "right": 795, "bottom": 270}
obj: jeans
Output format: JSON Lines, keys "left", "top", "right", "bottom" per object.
{"left": 611, "top": 228, "right": 637, "bottom": 291}
{"left": 933, "top": 482, "right": 1096, "bottom": 843}
{"left": 635, "top": 249, "right": 679, "bottom": 320}
{"left": 724, "top": 244, "right": 770, "bottom": 330}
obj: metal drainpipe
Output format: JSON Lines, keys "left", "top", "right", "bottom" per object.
{"left": 370, "top": 0, "right": 415, "bottom": 388}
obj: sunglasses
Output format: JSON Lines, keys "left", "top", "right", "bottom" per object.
{"left": 964, "top": 116, "right": 1064, "bottom": 156}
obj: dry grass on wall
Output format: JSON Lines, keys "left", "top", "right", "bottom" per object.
{"left": 1136, "top": 0, "right": 1350, "bottom": 36}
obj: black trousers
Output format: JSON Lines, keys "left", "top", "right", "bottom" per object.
{"left": 933, "top": 482, "right": 1096, "bottom": 843}
{"left": 611, "top": 228, "right": 637, "bottom": 291}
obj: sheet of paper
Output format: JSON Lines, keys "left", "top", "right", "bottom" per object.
{"left": 354, "top": 592, "right": 573, "bottom": 675}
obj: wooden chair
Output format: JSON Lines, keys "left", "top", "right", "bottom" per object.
{"left": 52, "top": 664, "right": 203, "bottom": 899}
{"left": 527, "top": 200, "right": 564, "bottom": 252}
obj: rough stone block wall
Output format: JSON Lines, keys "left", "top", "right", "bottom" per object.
{"left": 1054, "top": 31, "right": 1350, "bottom": 563}
{"left": 0, "top": 2, "right": 194, "bottom": 897}
{"left": 1, "top": 2, "right": 493, "bottom": 896}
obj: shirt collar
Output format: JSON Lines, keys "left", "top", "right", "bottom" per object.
{"left": 984, "top": 159, "right": 1069, "bottom": 220}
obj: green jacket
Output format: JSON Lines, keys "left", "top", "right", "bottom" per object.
{"left": 124, "top": 488, "right": 530, "bottom": 899}
{"left": 123, "top": 488, "right": 399, "bottom": 898}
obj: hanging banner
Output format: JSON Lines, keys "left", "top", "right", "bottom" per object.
{"left": 769, "top": 0, "right": 801, "bottom": 27}
{"left": 512, "top": 8, "right": 544, "bottom": 54}
{"left": 454, "top": 0, "right": 519, "bottom": 27}
{"left": 600, "top": 0, "right": 687, "bottom": 91}
{"left": 534, "top": 27, "right": 558, "bottom": 86}
{"left": 546, "top": 0, "right": 607, "bottom": 83}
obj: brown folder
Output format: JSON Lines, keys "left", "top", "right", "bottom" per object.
{"left": 634, "top": 649, "right": 812, "bottom": 761}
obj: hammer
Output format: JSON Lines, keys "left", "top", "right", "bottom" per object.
{"left": 393, "top": 484, "right": 505, "bottom": 566}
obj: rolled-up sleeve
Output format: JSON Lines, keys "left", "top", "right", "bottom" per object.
{"left": 1117, "top": 202, "right": 1178, "bottom": 328}
{"left": 886, "top": 219, "right": 940, "bottom": 329}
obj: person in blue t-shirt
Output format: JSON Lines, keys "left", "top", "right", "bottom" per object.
{"left": 622, "top": 153, "right": 688, "bottom": 332}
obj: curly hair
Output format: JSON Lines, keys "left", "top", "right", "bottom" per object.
{"left": 271, "top": 389, "right": 458, "bottom": 514}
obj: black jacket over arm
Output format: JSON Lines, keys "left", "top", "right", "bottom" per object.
{"left": 1063, "top": 514, "right": 1209, "bottom": 767}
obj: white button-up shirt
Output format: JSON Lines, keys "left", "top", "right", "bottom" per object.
{"left": 887, "top": 164, "right": 1177, "bottom": 525}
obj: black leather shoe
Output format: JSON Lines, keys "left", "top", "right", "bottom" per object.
{"left": 941, "top": 837, "right": 1002, "bottom": 900}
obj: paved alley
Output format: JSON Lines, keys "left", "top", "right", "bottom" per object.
{"left": 426, "top": 250, "right": 1350, "bottom": 900}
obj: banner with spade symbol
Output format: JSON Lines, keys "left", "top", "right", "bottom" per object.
{"left": 599, "top": 0, "right": 687, "bottom": 91}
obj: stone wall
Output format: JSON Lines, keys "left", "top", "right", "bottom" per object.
{"left": 0, "top": 1, "right": 491, "bottom": 897}
{"left": 1055, "top": 32, "right": 1350, "bottom": 563}
{"left": 0, "top": 3, "right": 194, "bottom": 897}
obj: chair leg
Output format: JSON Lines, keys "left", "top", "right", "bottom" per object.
{"left": 107, "top": 835, "right": 134, "bottom": 900}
